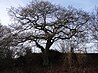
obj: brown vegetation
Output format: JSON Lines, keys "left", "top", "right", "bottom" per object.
{"left": 0, "top": 50, "right": 98, "bottom": 73}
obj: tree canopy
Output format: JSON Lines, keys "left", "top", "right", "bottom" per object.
{"left": 7, "top": 0, "right": 91, "bottom": 66}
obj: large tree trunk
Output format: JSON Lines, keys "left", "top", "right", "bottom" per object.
{"left": 43, "top": 49, "right": 49, "bottom": 66}
{"left": 35, "top": 38, "right": 53, "bottom": 66}
{"left": 42, "top": 39, "right": 53, "bottom": 66}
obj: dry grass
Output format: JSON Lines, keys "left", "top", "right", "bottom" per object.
{"left": 0, "top": 53, "right": 98, "bottom": 73}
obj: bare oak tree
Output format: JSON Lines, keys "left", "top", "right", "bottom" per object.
{"left": 9, "top": 0, "right": 89, "bottom": 66}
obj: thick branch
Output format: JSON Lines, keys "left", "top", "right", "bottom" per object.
{"left": 34, "top": 41, "right": 45, "bottom": 53}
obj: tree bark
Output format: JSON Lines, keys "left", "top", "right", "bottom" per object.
{"left": 42, "top": 39, "right": 53, "bottom": 66}
{"left": 43, "top": 49, "right": 49, "bottom": 66}
{"left": 35, "top": 38, "right": 53, "bottom": 66}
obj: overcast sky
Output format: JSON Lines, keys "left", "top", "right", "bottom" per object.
{"left": 0, "top": 0, "right": 98, "bottom": 25}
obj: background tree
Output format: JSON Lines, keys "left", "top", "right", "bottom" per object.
{"left": 57, "top": 23, "right": 88, "bottom": 67}
{"left": 8, "top": 0, "right": 90, "bottom": 66}
{"left": 90, "top": 8, "right": 98, "bottom": 52}
{"left": 0, "top": 23, "right": 13, "bottom": 59}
